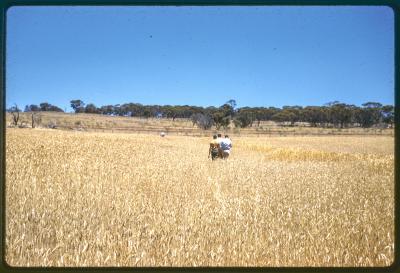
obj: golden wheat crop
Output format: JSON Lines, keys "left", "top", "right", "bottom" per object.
{"left": 5, "top": 128, "right": 394, "bottom": 267}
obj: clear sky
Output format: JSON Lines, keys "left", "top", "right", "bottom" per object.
{"left": 6, "top": 6, "right": 394, "bottom": 112}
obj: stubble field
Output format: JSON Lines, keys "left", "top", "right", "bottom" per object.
{"left": 5, "top": 128, "right": 394, "bottom": 267}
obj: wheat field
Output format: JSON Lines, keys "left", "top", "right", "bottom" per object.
{"left": 5, "top": 128, "right": 394, "bottom": 267}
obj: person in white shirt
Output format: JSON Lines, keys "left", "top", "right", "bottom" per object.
{"left": 216, "top": 133, "right": 223, "bottom": 144}
{"left": 216, "top": 133, "right": 224, "bottom": 158}
{"left": 220, "top": 135, "right": 232, "bottom": 159}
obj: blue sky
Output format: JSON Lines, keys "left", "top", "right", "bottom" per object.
{"left": 6, "top": 6, "right": 394, "bottom": 112}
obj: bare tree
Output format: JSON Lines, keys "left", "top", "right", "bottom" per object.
{"left": 191, "top": 113, "right": 214, "bottom": 130}
{"left": 10, "top": 104, "right": 20, "bottom": 126}
{"left": 31, "top": 112, "right": 41, "bottom": 128}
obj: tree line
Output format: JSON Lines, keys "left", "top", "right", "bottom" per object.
{"left": 10, "top": 99, "right": 395, "bottom": 129}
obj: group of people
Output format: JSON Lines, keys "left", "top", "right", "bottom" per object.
{"left": 208, "top": 134, "right": 232, "bottom": 160}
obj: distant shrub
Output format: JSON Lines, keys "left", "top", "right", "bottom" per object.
{"left": 18, "top": 122, "right": 29, "bottom": 128}
{"left": 47, "top": 121, "right": 57, "bottom": 129}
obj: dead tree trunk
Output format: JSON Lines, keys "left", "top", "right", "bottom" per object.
{"left": 11, "top": 111, "right": 19, "bottom": 126}
{"left": 31, "top": 113, "right": 35, "bottom": 128}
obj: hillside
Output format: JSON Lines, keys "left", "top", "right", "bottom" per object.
{"left": 6, "top": 111, "right": 394, "bottom": 136}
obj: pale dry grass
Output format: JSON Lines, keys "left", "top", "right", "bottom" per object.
{"left": 7, "top": 112, "right": 394, "bottom": 136}
{"left": 5, "top": 129, "right": 394, "bottom": 267}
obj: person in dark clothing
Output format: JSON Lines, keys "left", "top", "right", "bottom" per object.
{"left": 208, "top": 135, "right": 220, "bottom": 160}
